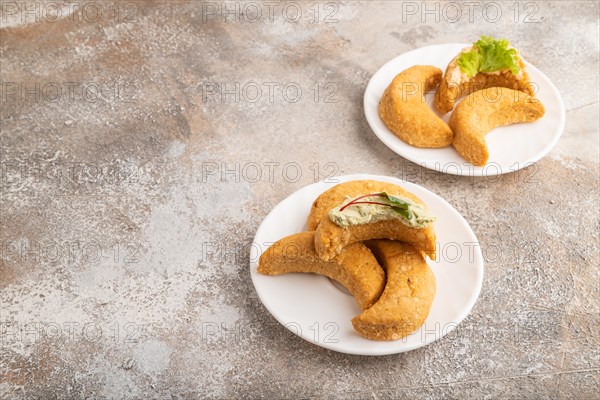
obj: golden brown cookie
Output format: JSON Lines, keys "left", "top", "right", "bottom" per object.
{"left": 435, "top": 53, "right": 534, "bottom": 114}
{"left": 257, "top": 231, "right": 385, "bottom": 310}
{"left": 315, "top": 218, "right": 436, "bottom": 262}
{"left": 449, "top": 87, "right": 545, "bottom": 166}
{"left": 352, "top": 240, "right": 436, "bottom": 341}
{"left": 308, "top": 180, "right": 436, "bottom": 261}
{"left": 307, "top": 180, "right": 426, "bottom": 231}
{"left": 378, "top": 65, "right": 453, "bottom": 148}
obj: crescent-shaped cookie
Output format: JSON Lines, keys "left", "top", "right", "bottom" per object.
{"left": 435, "top": 54, "right": 534, "bottom": 114}
{"left": 257, "top": 231, "right": 386, "bottom": 310}
{"left": 449, "top": 87, "right": 545, "bottom": 166}
{"left": 352, "top": 240, "right": 436, "bottom": 341}
{"left": 378, "top": 65, "right": 453, "bottom": 148}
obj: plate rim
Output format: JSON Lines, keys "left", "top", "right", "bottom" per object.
{"left": 363, "top": 42, "right": 566, "bottom": 177}
{"left": 249, "top": 173, "right": 484, "bottom": 356}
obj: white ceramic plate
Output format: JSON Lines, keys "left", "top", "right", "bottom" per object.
{"left": 364, "top": 43, "right": 566, "bottom": 176}
{"left": 250, "top": 174, "right": 484, "bottom": 355}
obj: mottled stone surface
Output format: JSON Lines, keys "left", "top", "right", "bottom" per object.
{"left": 1, "top": 1, "right": 598, "bottom": 398}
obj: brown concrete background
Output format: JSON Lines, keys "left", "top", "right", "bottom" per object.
{"left": 1, "top": 1, "right": 598, "bottom": 398}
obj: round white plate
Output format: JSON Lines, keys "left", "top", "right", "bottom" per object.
{"left": 250, "top": 174, "right": 484, "bottom": 355}
{"left": 364, "top": 43, "right": 566, "bottom": 176}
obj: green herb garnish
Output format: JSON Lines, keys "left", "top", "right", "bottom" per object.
{"left": 457, "top": 36, "right": 521, "bottom": 78}
{"left": 338, "top": 192, "right": 434, "bottom": 227}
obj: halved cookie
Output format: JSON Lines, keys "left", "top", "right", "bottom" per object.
{"left": 308, "top": 180, "right": 436, "bottom": 261}
{"left": 307, "top": 180, "right": 428, "bottom": 231}
{"left": 435, "top": 37, "right": 534, "bottom": 114}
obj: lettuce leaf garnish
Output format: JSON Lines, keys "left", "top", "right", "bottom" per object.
{"left": 457, "top": 36, "right": 521, "bottom": 78}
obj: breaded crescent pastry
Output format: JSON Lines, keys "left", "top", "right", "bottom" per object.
{"left": 307, "top": 180, "right": 426, "bottom": 231}
{"left": 308, "top": 180, "right": 436, "bottom": 261}
{"left": 378, "top": 65, "right": 453, "bottom": 148}
{"left": 352, "top": 240, "right": 436, "bottom": 341}
{"left": 257, "top": 231, "right": 385, "bottom": 310}
{"left": 449, "top": 87, "right": 545, "bottom": 166}
{"left": 435, "top": 49, "right": 534, "bottom": 114}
